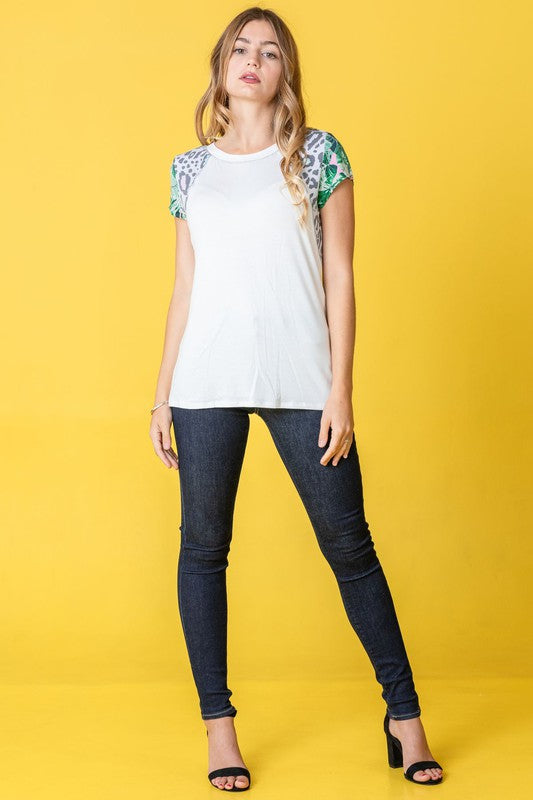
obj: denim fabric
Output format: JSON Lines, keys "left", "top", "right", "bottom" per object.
{"left": 171, "top": 406, "right": 422, "bottom": 721}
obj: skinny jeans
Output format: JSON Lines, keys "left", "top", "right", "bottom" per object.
{"left": 171, "top": 405, "right": 422, "bottom": 721}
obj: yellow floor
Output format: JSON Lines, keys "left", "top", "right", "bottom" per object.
{"left": 1, "top": 677, "right": 531, "bottom": 798}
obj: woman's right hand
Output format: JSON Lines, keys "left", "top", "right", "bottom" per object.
{"left": 149, "top": 404, "right": 179, "bottom": 469}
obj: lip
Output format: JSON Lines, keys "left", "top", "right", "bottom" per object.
{"left": 240, "top": 72, "right": 260, "bottom": 83}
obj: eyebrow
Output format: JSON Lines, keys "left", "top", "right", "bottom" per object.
{"left": 235, "top": 37, "right": 280, "bottom": 49}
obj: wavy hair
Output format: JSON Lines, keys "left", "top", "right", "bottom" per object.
{"left": 194, "top": 6, "right": 310, "bottom": 226}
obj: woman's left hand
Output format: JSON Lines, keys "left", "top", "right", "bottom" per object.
{"left": 318, "top": 388, "right": 354, "bottom": 466}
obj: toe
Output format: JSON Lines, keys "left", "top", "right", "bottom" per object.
{"left": 235, "top": 774, "right": 250, "bottom": 788}
{"left": 224, "top": 776, "right": 235, "bottom": 789}
{"left": 417, "top": 768, "right": 442, "bottom": 782}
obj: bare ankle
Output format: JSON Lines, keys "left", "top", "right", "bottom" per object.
{"left": 204, "top": 716, "right": 236, "bottom": 733}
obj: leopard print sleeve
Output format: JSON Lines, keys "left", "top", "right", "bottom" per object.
{"left": 169, "top": 154, "right": 187, "bottom": 219}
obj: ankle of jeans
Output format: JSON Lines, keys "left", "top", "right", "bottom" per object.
{"left": 202, "top": 706, "right": 238, "bottom": 720}
{"left": 387, "top": 707, "right": 421, "bottom": 720}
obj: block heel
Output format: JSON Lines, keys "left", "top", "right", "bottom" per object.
{"left": 384, "top": 715, "right": 404, "bottom": 768}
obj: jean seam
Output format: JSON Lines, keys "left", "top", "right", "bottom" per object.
{"left": 202, "top": 709, "right": 235, "bottom": 718}
{"left": 388, "top": 709, "right": 421, "bottom": 719}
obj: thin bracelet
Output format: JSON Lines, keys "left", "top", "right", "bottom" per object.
{"left": 150, "top": 400, "right": 169, "bottom": 415}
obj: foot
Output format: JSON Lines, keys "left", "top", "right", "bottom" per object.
{"left": 205, "top": 716, "right": 250, "bottom": 790}
{"left": 388, "top": 716, "right": 443, "bottom": 783}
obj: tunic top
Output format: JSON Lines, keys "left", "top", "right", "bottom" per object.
{"left": 167, "top": 127, "right": 353, "bottom": 410}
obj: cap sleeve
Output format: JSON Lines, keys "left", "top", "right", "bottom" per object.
{"left": 318, "top": 132, "right": 354, "bottom": 210}
{"left": 168, "top": 156, "right": 187, "bottom": 219}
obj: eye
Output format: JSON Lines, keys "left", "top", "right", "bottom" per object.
{"left": 232, "top": 47, "right": 278, "bottom": 59}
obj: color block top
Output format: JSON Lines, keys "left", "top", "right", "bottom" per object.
{"left": 167, "top": 127, "right": 353, "bottom": 409}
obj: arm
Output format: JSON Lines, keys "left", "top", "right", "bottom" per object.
{"left": 318, "top": 176, "right": 356, "bottom": 465}
{"left": 149, "top": 217, "right": 195, "bottom": 469}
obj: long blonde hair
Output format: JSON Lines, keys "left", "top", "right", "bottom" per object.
{"left": 194, "top": 6, "right": 310, "bottom": 227}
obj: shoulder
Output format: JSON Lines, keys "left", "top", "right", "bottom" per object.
{"left": 301, "top": 126, "right": 353, "bottom": 181}
{"left": 300, "top": 127, "right": 352, "bottom": 180}
{"left": 169, "top": 144, "right": 209, "bottom": 219}
{"left": 302, "top": 127, "right": 348, "bottom": 156}
{"left": 170, "top": 143, "right": 209, "bottom": 173}
{"left": 170, "top": 144, "right": 210, "bottom": 197}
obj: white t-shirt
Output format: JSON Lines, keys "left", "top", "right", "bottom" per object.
{"left": 167, "top": 127, "right": 353, "bottom": 410}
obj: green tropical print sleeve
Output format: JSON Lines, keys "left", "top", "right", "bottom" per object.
{"left": 169, "top": 156, "right": 187, "bottom": 219}
{"left": 317, "top": 132, "right": 354, "bottom": 210}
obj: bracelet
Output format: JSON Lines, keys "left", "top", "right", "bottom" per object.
{"left": 150, "top": 400, "right": 169, "bottom": 415}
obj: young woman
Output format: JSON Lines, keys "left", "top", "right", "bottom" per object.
{"left": 150, "top": 6, "right": 444, "bottom": 792}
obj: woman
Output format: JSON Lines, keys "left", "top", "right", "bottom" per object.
{"left": 150, "top": 6, "right": 444, "bottom": 792}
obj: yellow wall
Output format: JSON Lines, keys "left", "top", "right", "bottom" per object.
{"left": 1, "top": 1, "right": 531, "bottom": 685}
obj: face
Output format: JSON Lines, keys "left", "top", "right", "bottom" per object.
{"left": 225, "top": 19, "right": 283, "bottom": 104}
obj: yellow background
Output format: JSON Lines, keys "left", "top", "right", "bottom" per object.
{"left": 1, "top": 1, "right": 532, "bottom": 796}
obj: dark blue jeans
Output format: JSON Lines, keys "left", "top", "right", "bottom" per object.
{"left": 171, "top": 406, "right": 421, "bottom": 721}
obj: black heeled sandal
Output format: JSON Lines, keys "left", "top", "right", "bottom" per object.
{"left": 206, "top": 730, "right": 251, "bottom": 791}
{"left": 384, "top": 712, "right": 443, "bottom": 785}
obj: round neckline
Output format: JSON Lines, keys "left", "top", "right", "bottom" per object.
{"left": 206, "top": 141, "right": 280, "bottom": 162}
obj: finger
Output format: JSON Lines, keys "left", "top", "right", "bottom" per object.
{"left": 341, "top": 433, "right": 353, "bottom": 459}
{"left": 341, "top": 428, "right": 353, "bottom": 458}
{"left": 320, "top": 434, "right": 342, "bottom": 465}
{"left": 321, "top": 431, "right": 350, "bottom": 466}
{"left": 164, "top": 446, "right": 179, "bottom": 469}
{"left": 333, "top": 438, "right": 351, "bottom": 466}
{"left": 161, "top": 422, "right": 179, "bottom": 469}
{"left": 154, "top": 431, "right": 174, "bottom": 468}
{"left": 162, "top": 442, "right": 179, "bottom": 469}
{"left": 320, "top": 443, "right": 336, "bottom": 465}
{"left": 318, "top": 416, "right": 331, "bottom": 448}
{"left": 154, "top": 441, "right": 173, "bottom": 467}
{"left": 161, "top": 425, "right": 173, "bottom": 451}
